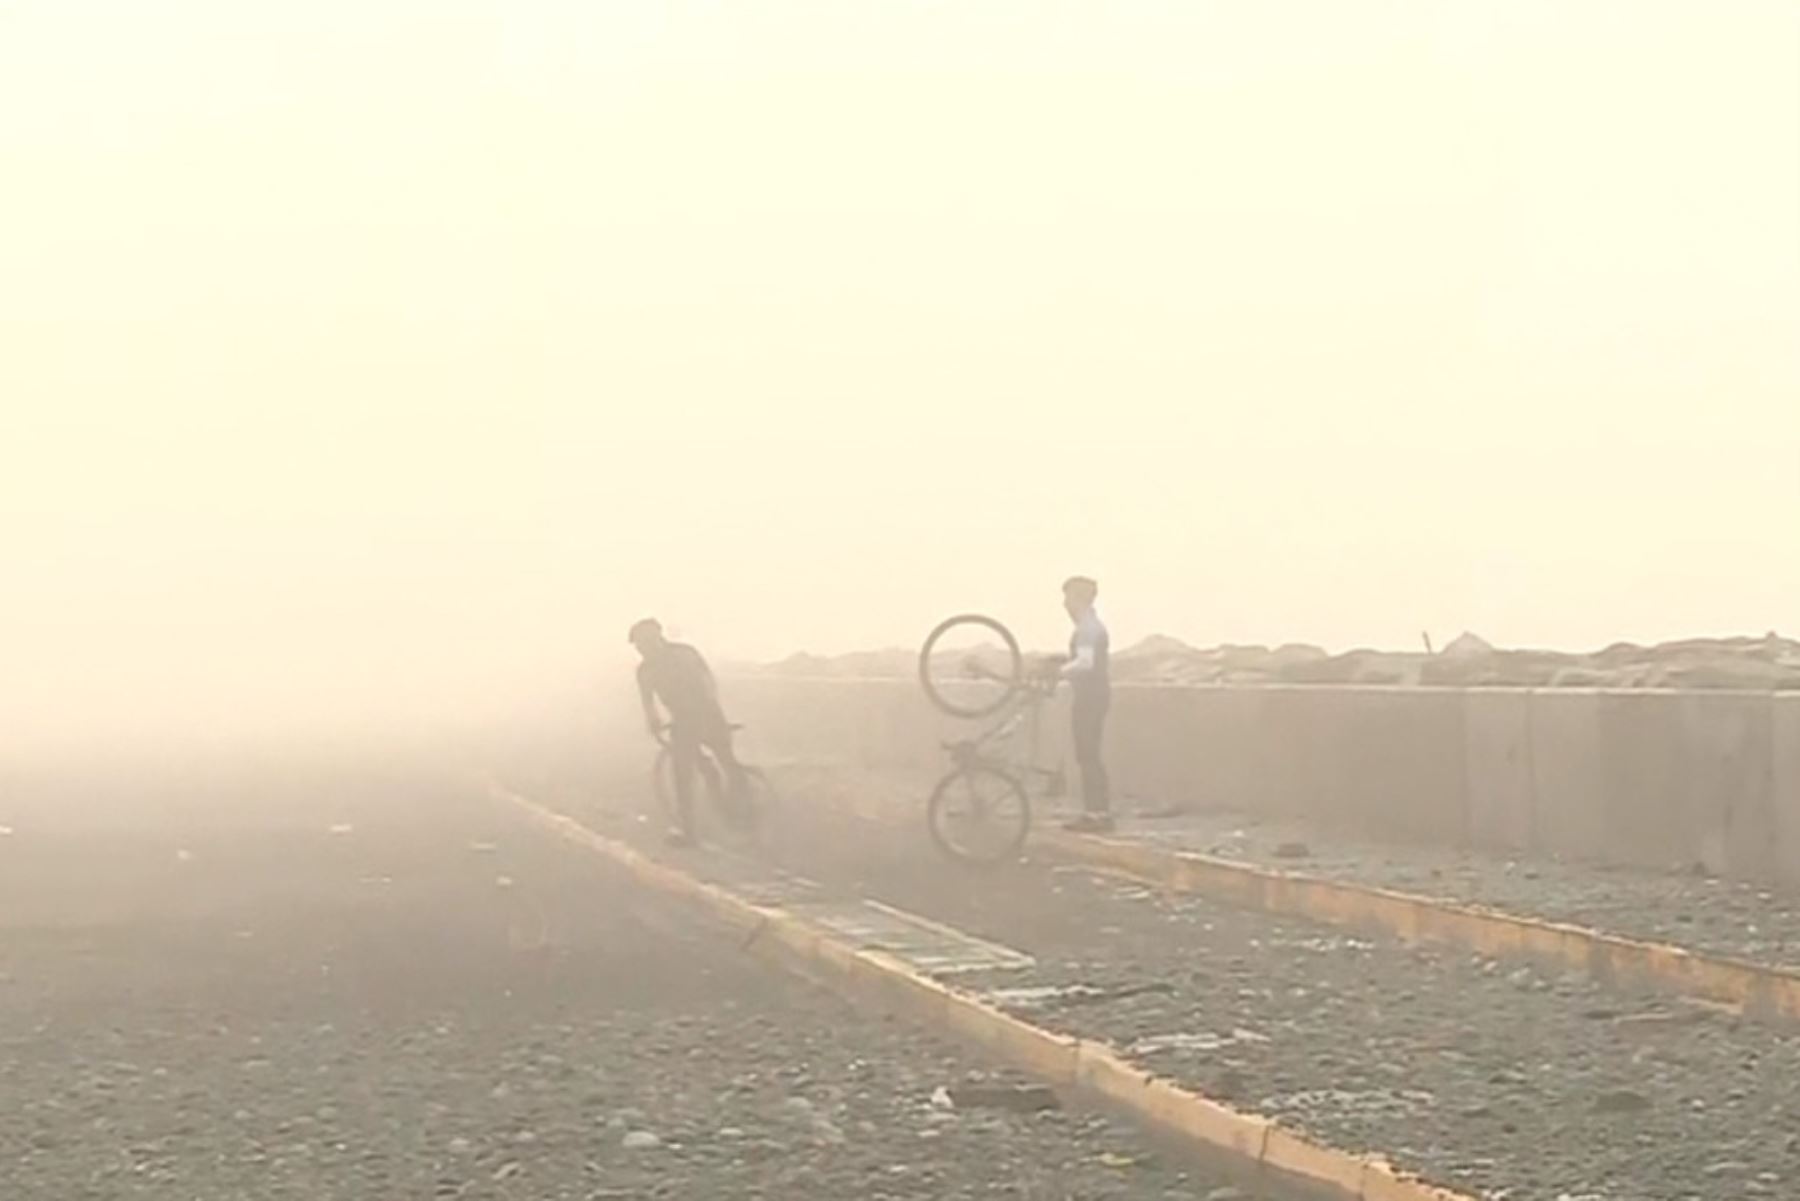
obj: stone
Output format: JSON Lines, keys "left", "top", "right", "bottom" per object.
{"left": 1593, "top": 1089, "right": 1651, "bottom": 1114}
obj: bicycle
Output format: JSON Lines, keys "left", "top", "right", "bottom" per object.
{"left": 649, "top": 723, "right": 779, "bottom": 845}
{"left": 917, "top": 614, "right": 1066, "bottom": 864}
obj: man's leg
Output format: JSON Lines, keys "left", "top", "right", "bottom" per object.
{"left": 669, "top": 726, "right": 701, "bottom": 843}
{"left": 696, "top": 715, "right": 750, "bottom": 821}
{"left": 695, "top": 750, "right": 724, "bottom": 806}
{"left": 1069, "top": 692, "right": 1112, "bottom": 829}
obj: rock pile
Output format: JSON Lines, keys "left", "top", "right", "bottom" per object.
{"left": 751, "top": 632, "right": 1800, "bottom": 690}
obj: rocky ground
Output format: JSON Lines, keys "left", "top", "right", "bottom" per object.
{"left": 0, "top": 766, "right": 1258, "bottom": 1201}
{"left": 772, "top": 764, "right": 1800, "bottom": 971}
{"left": 568, "top": 778, "right": 1800, "bottom": 1201}
{"left": 1121, "top": 806, "right": 1800, "bottom": 970}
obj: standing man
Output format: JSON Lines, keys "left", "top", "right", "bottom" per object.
{"left": 1058, "top": 576, "right": 1113, "bottom": 833}
{"left": 629, "top": 618, "right": 745, "bottom": 846}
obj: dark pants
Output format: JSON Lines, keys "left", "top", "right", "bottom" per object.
{"left": 669, "top": 710, "right": 744, "bottom": 835}
{"left": 1071, "top": 689, "right": 1111, "bottom": 815}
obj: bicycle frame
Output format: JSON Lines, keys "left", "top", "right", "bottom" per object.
{"left": 942, "top": 681, "right": 1062, "bottom": 792}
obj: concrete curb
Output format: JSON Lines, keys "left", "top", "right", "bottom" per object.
{"left": 494, "top": 785, "right": 1479, "bottom": 1201}
{"left": 1043, "top": 829, "right": 1800, "bottom": 1021}
{"left": 783, "top": 766, "right": 1797, "bottom": 1020}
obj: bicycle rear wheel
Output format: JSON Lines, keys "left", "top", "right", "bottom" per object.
{"left": 918, "top": 614, "right": 1023, "bottom": 719}
{"left": 927, "top": 763, "right": 1031, "bottom": 865}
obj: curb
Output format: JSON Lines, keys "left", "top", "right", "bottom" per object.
{"left": 494, "top": 784, "right": 1479, "bottom": 1201}
{"left": 779, "top": 767, "right": 1795, "bottom": 1020}
{"left": 1042, "top": 829, "right": 1796, "bottom": 1021}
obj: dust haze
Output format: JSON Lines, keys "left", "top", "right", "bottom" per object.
{"left": 6, "top": 0, "right": 1799, "bottom": 766}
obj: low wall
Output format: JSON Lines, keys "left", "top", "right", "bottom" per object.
{"left": 723, "top": 676, "right": 1800, "bottom": 887}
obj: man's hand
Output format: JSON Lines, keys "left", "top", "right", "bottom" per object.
{"left": 1031, "top": 656, "right": 1065, "bottom": 685}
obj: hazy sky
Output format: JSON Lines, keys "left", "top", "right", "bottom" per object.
{"left": 5, "top": 1, "right": 1798, "bottom": 747}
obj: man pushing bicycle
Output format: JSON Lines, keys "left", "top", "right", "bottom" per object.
{"left": 630, "top": 618, "right": 747, "bottom": 847}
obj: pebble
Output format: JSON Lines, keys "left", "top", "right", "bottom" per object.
{"left": 1592, "top": 1088, "right": 1651, "bottom": 1114}
{"left": 621, "top": 1130, "right": 663, "bottom": 1150}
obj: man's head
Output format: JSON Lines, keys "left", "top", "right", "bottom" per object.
{"left": 1062, "top": 576, "right": 1098, "bottom": 619}
{"left": 628, "top": 617, "right": 667, "bottom": 657}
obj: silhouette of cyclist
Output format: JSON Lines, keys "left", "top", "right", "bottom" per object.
{"left": 630, "top": 618, "right": 747, "bottom": 846}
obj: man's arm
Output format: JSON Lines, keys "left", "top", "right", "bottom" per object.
{"left": 1059, "top": 618, "right": 1100, "bottom": 680}
{"left": 1059, "top": 644, "right": 1097, "bottom": 679}
{"left": 637, "top": 667, "right": 664, "bottom": 735}
{"left": 687, "top": 646, "right": 722, "bottom": 708}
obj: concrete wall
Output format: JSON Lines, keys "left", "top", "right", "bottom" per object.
{"left": 722, "top": 675, "right": 1800, "bottom": 886}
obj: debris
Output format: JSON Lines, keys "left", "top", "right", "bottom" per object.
{"left": 1593, "top": 1088, "right": 1651, "bottom": 1114}
{"left": 988, "top": 981, "right": 1176, "bottom": 1010}
{"left": 1272, "top": 841, "right": 1311, "bottom": 859}
{"left": 621, "top": 1130, "right": 662, "bottom": 1150}
{"left": 946, "top": 1083, "right": 1060, "bottom": 1112}
{"left": 929, "top": 1086, "right": 955, "bottom": 1110}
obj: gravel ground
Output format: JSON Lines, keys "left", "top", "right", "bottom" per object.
{"left": 0, "top": 769, "right": 1257, "bottom": 1201}
{"left": 580, "top": 778, "right": 1800, "bottom": 1201}
{"left": 761, "top": 763, "right": 1800, "bottom": 971}
{"left": 1117, "top": 809, "right": 1800, "bottom": 969}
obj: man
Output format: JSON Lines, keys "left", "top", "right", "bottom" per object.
{"left": 630, "top": 618, "right": 745, "bottom": 846}
{"left": 1056, "top": 577, "right": 1112, "bottom": 833}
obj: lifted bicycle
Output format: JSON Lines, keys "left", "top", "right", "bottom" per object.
{"left": 918, "top": 614, "right": 1066, "bottom": 865}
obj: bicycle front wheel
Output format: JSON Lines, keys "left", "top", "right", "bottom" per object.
{"left": 918, "top": 614, "right": 1023, "bottom": 719}
{"left": 927, "top": 763, "right": 1031, "bottom": 865}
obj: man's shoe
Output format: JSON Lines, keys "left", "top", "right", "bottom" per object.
{"left": 1062, "top": 814, "right": 1115, "bottom": 835}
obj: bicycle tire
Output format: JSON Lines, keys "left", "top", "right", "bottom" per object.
{"left": 737, "top": 766, "right": 776, "bottom": 835}
{"left": 927, "top": 763, "right": 1031, "bottom": 865}
{"left": 918, "top": 613, "right": 1023, "bottom": 719}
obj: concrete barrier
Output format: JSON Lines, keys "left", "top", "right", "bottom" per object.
{"left": 1463, "top": 689, "right": 1533, "bottom": 852}
{"left": 1775, "top": 695, "right": 1800, "bottom": 887}
{"left": 1108, "top": 686, "right": 1263, "bottom": 811}
{"left": 1327, "top": 688, "right": 1468, "bottom": 846}
{"left": 1522, "top": 690, "right": 1609, "bottom": 861}
{"left": 726, "top": 676, "right": 1800, "bottom": 886}
{"left": 1595, "top": 691, "right": 1692, "bottom": 869}
{"left": 1250, "top": 686, "right": 1346, "bottom": 822}
{"left": 1681, "top": 692, "right": 1774, "bottom": 880}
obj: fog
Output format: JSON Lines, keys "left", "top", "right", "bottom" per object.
{"left": 5, "top": 0, "right": 1798, "bottom": 759}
